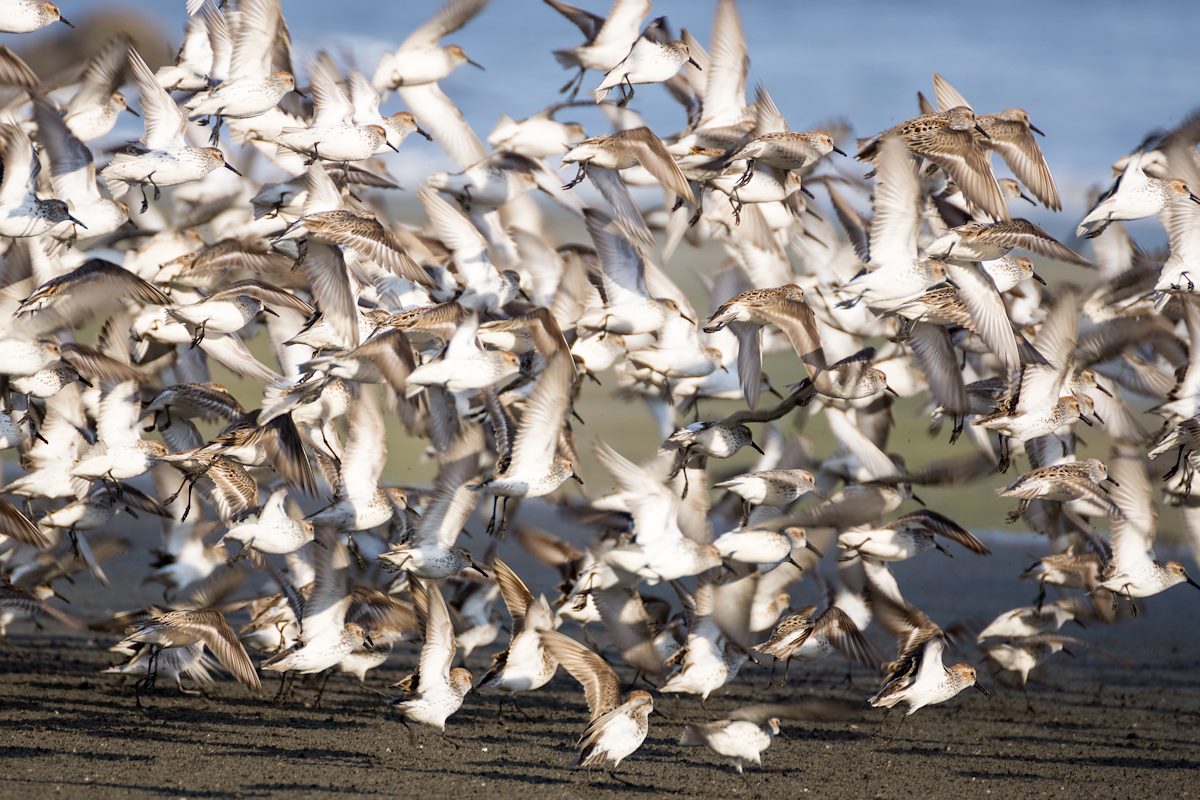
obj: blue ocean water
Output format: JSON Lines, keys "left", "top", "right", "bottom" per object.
{"left": 56, "top": 1, "right": 1200, "bottom": 228}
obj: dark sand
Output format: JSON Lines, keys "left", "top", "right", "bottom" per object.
{"left": 2, "top": 533, "right": 1199, "bottom": 799}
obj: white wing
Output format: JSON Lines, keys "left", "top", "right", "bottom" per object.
{"left": 339, "top": 385, "right": 385, "bottom": 496}
{"left": 867, "top": 136, "right": 920, "bottom": 272}
{"left": 129, "top": 47, "right": 187, "bottom": 150}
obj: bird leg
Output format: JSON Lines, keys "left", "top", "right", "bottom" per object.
{"left": 273, "top": 670, "right": 295, "bottom": 704}
{"left": 617, "top": 74, "right": 635, "bottom": 108}
{"left": 313, "top": 669, "right": 333, "bottom": 708}
{"left": 559, "top": 67, "right": 585, "bottom": 99}
{"left": 729, "top": 191, "right": 744, "bottom": 225}
{"left": 606, "top": 766, "right": 637, "bottom": 787}
{"left": 562, "top": 162, "right": 588, "bottom": 191}
{"left": 884, "top": 711, "right": 907, "bottom": 744}
{"left": 739, "top": 499, "right": 751, "bottom": 528}
{"left": 485, "top": 496, "right": 500, "bottom": 536}
{"left": 304, "top": 142, "right": 322, "bottom": 166}
{"left": 735, "top": 158, "right": 756, "bottom": 189}
{"left": 438, "top": 733, "right": 463, "bottom": 749}
{"left": 189, "top": 319, "right": 209, "bottom": 349}
{"left": 1163, "top": 446, "right": 1185, "bottom": 482}
{"left": 207, "top": 111, "right": 224, "bottom": 146}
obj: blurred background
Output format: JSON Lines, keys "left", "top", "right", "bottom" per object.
{"left": 18, "top": 0, "right": 1200, "bottom": 230}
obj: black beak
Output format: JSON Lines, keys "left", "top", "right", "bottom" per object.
{"left": 262, "top": 306, "right": 280, "bottom": 317}
{"left": 912, "top": 493, "right": 927, "bottom": 506}
{"left": 417, "top": 126, "right": 433, "bottom": 141}
{"left": 67, "top": 215, "right": 88, "bottom": 229}
{"left": 832, "top": 145, "right": 847, "bottom": 157}
{"left": 975, "top": 682, "right": 992, "bottom": 698}
{"left": 687, "top": 57, "right": 702, "bottom": 70}
{"left": 386, "top": 141, "right": 400, "bottom": 153}
{"left": 804, "top": 539, "right": 824, "bottom": 558}
{"left": 1029, "top": 123, "right": 1045, "bottom": 136}
{"left": 975, "top": 123, "right": 991, "bottom": 140}
{"left": 570, "top": 472, "right": 584, "bottom": 485}
{"left": 223, "top": 162, "right": 242, "bottom": 176}
{"left": 1095, "top": 383, "right": 1113, "bottom": 397}
{"left": 1186, "top": 575, "right": 1200, "bottom": 591}
{"left": 470, "top": 560, "right": 490, "bottom": 577}
{"left": 466, "top": 58, "right": 485, "bottom": 70}
{"left": 1079, "top": 414, "right": 1094, "bottom": 427}
{"left": 125, "top": 107, "right": 141, "bottom": 118}
{"left": 58, "top": 15, "right": 74, "bottom": 28}
{"left": 363, "top": 633, "right": 375, "bottom": 650}
{"left": 679, "top": 311, "right": 696, "bottom": 325}
{"left": 1103, "top": 476, "right": 1121, "bottom": 487}
{"left": 1031, "top": 271, "right": 1047, "bottom": 285}
{"left": 749, "top": 439, "right": 765, "bottom": 456}
{"left": 884, "top": 385, "right": 898, "bottom": 396}
{"left": 1018, "top": 191, "right": 1036, "bottom": 205}
{"left": 1190, "top": 193, "right": 1200, "bottom": 205}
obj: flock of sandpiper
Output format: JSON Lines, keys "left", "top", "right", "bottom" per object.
{"left": 0, "top": 0, "right": 1198, "bottom": 780}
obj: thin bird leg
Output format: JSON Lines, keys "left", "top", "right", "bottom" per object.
{"left": 886, "top": 712, "right": 907, "bottom": 743}
{"left": 304, "top": 142, "right": 322, "bottom": 166}
{"left": 729, "top": 191, "right": 744, "bottom": 225}
{"left": 208, "top": 111, "right": 224, "bottom": 146}
{"left": 485, "top": 496, "right": 499, "bottom": 535}
{"left": 313, "top": 669, "right": 333, "bottom": 707}
{"left": 617, "top": 74, "right": 635, "bottom": 108}
{"left": 438, "top": 733, "right": 463, "bottom": 749}
{"left": 559, "top": 67, "right": 585, "bottom": 98}
{"left": 735, "top": 158, "right": 756, "bottom": 189}
{"left": 1164, "top": 446, "right": 1185, "bottom": 481}
{"left": 739, "top": 499, "right": 751, "bottom": 527}
{"left": 562, "top": 161, "right": 588, "bottom": 190}
{"left": 607, "top": 767, "right": 636, "bottom": 787}
{"left": 146, "top": 171, "right": 162, "bottom": 201}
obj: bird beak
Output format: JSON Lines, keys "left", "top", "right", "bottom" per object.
{"left": 975, "top": 124, "right": 991, "bottom": 140}
{"left": 470, "top": 560, "right": 490, "bottom": 577}
{"left": 1029, "top": 123, "right": 1045, "bottom": 136}
{"left": 912, "top": 493, "right": 927, "bottom": 506}
{"left": 1031, "top": 271, "right": 1047, "bottom": 285}
{"left": 1103, "top": 476, "right": 1121, "bottom": 487}
{"left": 832, "top": 145, "right": 847, "bottom": 157}
{"left": 223, "top": 162, "right": 242, "bottom": 176}
{"left": 1095, "top": 383, "right": 1113, "bottom": 397}
{"left": 749, "top": 439, "right": 765, "bottom": 455}
{"left": 364, "top": 634, "right": 375, "bottom": 650}
{"left": 1079, "top": 414, "right": 1094, "bottom": 427}
{"left": 1018, "top": 190, "right": 1036, "bottom": 205}
{"left": 386, "top": 141, "right": 400, "bottom": 153}
{"left": 570, "top": 472, "right": 585, "bottom": 485}
{"left": 884, "top": 385, "right": 898, "bottom": 396}
{"left": 67, "top": 215, "right": 88, "bottom": 229}
{"left": 417, "top": 126, "right": 433, "bottom": 141}
{"left": 974, "top": 682, "right": 992, "bottom": 698}
{"left": 804, "top": 540, "right": 824, "bottom": 558}
{"left": 58, "top": 14, "right": 74, "bottom": 28}
{"left": 125, "top": 107, "right": 141, "bottom": 118}
{"left": 262, "top": 307, "right": 280, "bottom": 317}
{"left": 687, "top": 57, "right": 702, "bottom": 70}
{"left": 679, "top": 310, "right": 696, "bottom": 325}
{"left": 1190, "top": 193, "right": 1200, "bottom": 205}
{"left": 1184, "top": 574, "right": 1200, "bottom": 591}
{"left": 466, "top": 58, "right": 485, "bottom": 70}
